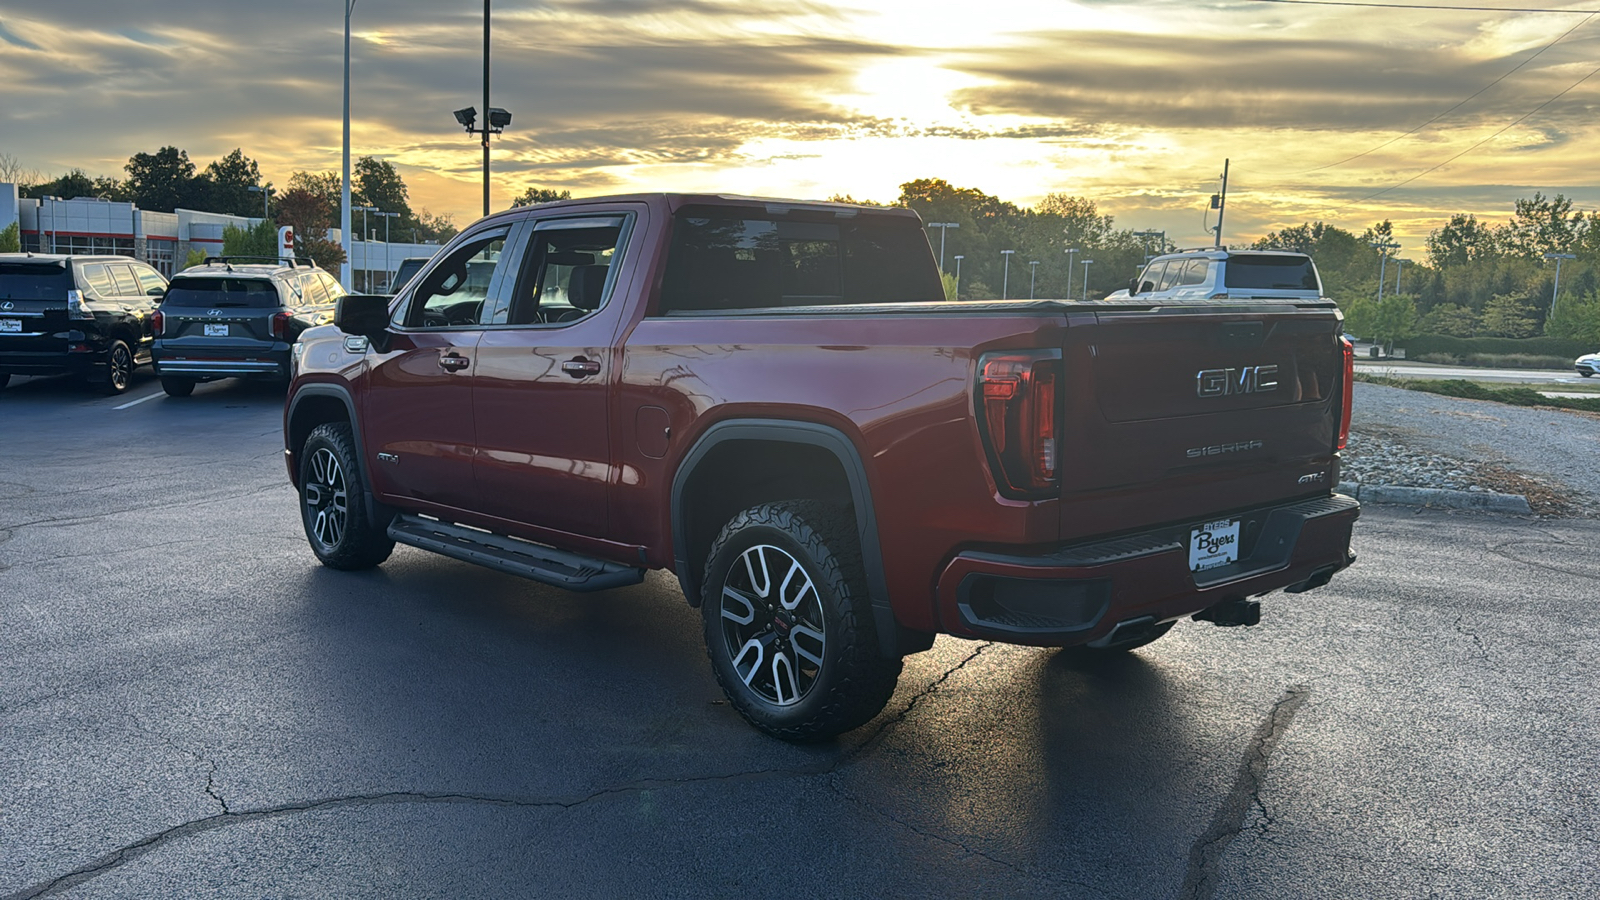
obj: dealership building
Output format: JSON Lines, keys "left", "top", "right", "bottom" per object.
{"left": 1, "top": 182, "right": 437, "bottom": 290}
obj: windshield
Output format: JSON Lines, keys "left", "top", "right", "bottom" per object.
{"left": 0, "top": 264, "right": 72, "bottom": 301}
{"left": 1224, "top": 256, "right": 1321, "bottom": 292}
{"left": 163, "top": 277, "right": 283, "bottom": 308}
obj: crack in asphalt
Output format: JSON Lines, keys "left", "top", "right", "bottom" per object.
{"left": 1452, "top": 614, "right": 1490, "bottom": 661}
{"left": 1179, "top": 685, "right": 1310, "bottom": 900}
{"left": 5, "top": 643, "right": 996, "bottom": 899}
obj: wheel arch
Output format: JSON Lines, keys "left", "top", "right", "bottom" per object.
{"left": 670, "top": 418, "right": 919, "bottom": 658}
{"left": 285, "top": 384, "right": 362, "bottom": 489}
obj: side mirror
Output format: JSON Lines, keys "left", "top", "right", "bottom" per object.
{"left": 1127, "top": 277, "right": 1139, "bottom": 296}
{"left": 335, "top": 294, "right": 392, "bottom": 338}
{"left": 146, "top": 286, "right": 166, "bottom": 297}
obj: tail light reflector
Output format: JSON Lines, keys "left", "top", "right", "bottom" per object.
{"left": 271, "top": 312, "right": 291, "bottom": 340}
{"left": 1337, "top": 336, "right": 1354, "bottom": 451}
{"left": 151, "top": 309, "right": 164, "bottom": 335}
{"left": 976, "top": 350, "right": 1062, "bottom": 499}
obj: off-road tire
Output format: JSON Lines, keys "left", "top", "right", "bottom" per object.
{"left": 99, "top": 339, "right": 134, "bottom": 395}
{"left": 702, "top": 501, "right": 902, "bottom": 742}
{"left": 160, "top": 376, "right": 196, "bottom": 398}
{"left": 298, "top": 422, "right": 394, "bottom": 570}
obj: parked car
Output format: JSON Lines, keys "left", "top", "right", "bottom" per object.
{"left": 1577, "top": 352, "right": 1600, "bottom": 377}
{"left": 0, "top": 253, "right": 167, "bottom": 393}
{"left": 1104, "top": 249, "right": 1324, "bottom": 303}
{"left": 151, "top": 257, "right": 343, "bottom": 396}
{"left": 285, "top": 193, "right": 1359, "bottom": 741}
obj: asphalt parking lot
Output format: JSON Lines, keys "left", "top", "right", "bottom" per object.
{"left": 2, "top": 372, "right": 1596, "bottom": 899}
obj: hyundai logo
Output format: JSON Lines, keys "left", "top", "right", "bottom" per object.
{"left": 208, "top": 308, "right": 224, "bottom": 316}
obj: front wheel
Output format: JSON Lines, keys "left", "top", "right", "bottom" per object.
{"left": 702, "top": 501, "right": 901, "bottom": 742}
{"left": 298, "top": 422, "right": 394, "bottom": 570}
{"left": 98, "top": 339, "right": 134, "bottom": 395}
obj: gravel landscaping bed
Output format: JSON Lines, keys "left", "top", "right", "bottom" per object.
{"left": 1343, "top": 383, "right": 1595, "bottom": 516}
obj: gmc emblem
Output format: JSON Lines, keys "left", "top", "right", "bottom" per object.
{"left": 1197, "top": 365, "right": 1279, "bottom": 398}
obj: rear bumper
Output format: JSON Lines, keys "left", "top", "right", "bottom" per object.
{"left": 934, "top": 494, "right": 1360, "bottom": 646}
{"left": 153, "top": 346, "right": 290, "bottom": 379}
{"left": 0, "top": 347, "right": 103, "bottom": 376}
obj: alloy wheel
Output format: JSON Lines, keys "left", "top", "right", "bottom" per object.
{"left": 304, "top": 448, "right": 348, "bottom": 550}
{"left": 108, "top": 344, "right": 132, "bottom": 392}
{"left": 717, "top": 543, "right": 828, "bottom": 706}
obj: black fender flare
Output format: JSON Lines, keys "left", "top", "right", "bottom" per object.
{"left": 670, "top": 418, "right": 908, "bottom": 658}
{"left": 285, "top": 384, "right": 387, "bottom": 524}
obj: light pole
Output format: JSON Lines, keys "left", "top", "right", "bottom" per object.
{"left": 342, "top": 0, "right": 356, "bottom": 288}
{"left": 452, "top": 1, "right": 511, "bottom": 218}
{"left": 927, "top": 222, "right": 959, "bottom": 273}
{"left": 1132, "top": 230, "right": 1165, "bottom": 262}
{"left": 1544, "top": 252, "right": 1576, "bottom": 314}
{"left": 248, "top": 185, "right": 273, "bottom": 221}
{"left": 354, "top": 206, "right": 376, "bottom": 290}
{"left": 1029, "top": 260, "right": 1039, "bottom": 299}
{"left": 1065, "top": 247, "right": 1079, "bottom": 300}
{"left": 377, "top": 210, "right": 399, "bottom": 291}
{"left": 1370, "top": 239, "right": 1399, "bottom": 303}
{"left": 1081, "top": 259, "right": 1094, "bottom": 301}
{"left": 1000, "top": 249, "right": 1015, "bottom": 299}
{"left": 953, "top": 255, "right": 963, "bottom": 300}
{"left": 1393, "top": 258, "right": 1409, "bottom": 295}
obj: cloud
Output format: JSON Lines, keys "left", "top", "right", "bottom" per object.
{"left": 0, "top": 19, "right": 40, "bottom": 49}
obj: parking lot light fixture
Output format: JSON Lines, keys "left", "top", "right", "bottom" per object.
{"left": 452, "top": 1, "right": 512, "bottom": 218}
{"left": 247, "top": 185, "right": 273, "bottom": 220}
{"left": 354, "top": 206, "right": 377, "bottom": 289}
{"left": 1000, "top": 249, "right": 1015, "bottom": 299}
{"left": 1065, "top": 247, "right": 1079, "bottom": 299}
{"left": 377, "top": 210, "right": 399, "bottom": 291}
{"left": 342, "top": 0, "right": 357, "bottom": 288}
{"left": 1081, "top": 259, "right": 1094, "bottom": 301}
{"left": 927, "top": 222, "right": 959, "bottom": 273}
{"left": 1029, "top": 260, "right": 1039, "bottom": 299}
{"left": 953, "top": 255, "right": 963, "bottom": 300}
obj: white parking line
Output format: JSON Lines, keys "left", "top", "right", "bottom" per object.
{"left": 113, "top": 391, "right": 165, "bottom": 410}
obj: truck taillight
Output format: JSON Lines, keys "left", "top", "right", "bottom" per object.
{"left": 976, "top": 350, "right": 1062, "bottom": 499}
{"left": 271, "top": 312, "right": 290, "bottom": 340}
{"left": 1337, "top": 336, "right": 1354, "bottom": 451}
{"left": 150, "top": 309, "right": 164, "bottom": 335}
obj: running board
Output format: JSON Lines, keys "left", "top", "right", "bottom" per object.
{"left": 387, "top": 514, "right": 644, "bottom": 592}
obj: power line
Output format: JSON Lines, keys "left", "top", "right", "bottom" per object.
{"left": 1249, "top": 1, "right": 1600, "bottom": 12}
{"left": 1305, "top": 11, "right": 1597, "bottom": 172}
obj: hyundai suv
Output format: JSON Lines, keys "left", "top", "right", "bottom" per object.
{"left": 152, "top": 257, "right": 344, "bottom": 396}
{"left": 0, "top": 253, "right": 167, "bottom": 394}
{"left": 1106, "top": 249, "right": 1324, "bottom": 302}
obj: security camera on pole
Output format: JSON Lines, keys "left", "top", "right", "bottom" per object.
{"left": 453, "top": 1, "right": 512, "bottom": 218}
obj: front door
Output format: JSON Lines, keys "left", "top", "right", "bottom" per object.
{"left": 362, "top": 226, "right": 513, "bottom": 513}
{"left": 471, "top": 213, "right": 635, "bottom": 539}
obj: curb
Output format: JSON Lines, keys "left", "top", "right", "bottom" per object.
{"left": 1337, "top": 481, "right": 1532, "bottom": 514}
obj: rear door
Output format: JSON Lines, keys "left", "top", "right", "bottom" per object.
{"left": 470, "top": 211, "right": 637, "bottom": 538}
{"left": 0, "top": 260, "right": 72, "bottom": 359}
{"left": 361, "top": 225, "right": 515, "bottom": 511}
{"left": 159, "top": 276, "right": 283, "bottom": 350}
{"left": 1060, "top": 305, "right": 1344, "bottom": 537}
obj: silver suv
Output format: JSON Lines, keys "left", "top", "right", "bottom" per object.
{"left": 1108, "top": 249, "right": 1323, "bottom": 302}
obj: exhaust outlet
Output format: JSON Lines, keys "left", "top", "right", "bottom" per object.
{"left": 1193, "top": 595, "right": 1260, "bottom": 627}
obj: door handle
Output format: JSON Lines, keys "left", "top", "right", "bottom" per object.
{"left": 438, "top": 353, "right": 470, "bottom": 372}
{"left": 561, "top": 357, "right": 601, "bottom": 378}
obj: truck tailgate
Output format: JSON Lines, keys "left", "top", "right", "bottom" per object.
{"left": 1058, "top": 305, "right": 1343, "bottom": 538}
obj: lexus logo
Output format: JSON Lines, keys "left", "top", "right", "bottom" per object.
{"left": 208, "top": 308, "right": 224, "bottom": 316}
{"left": 1, "top": 301, "right": 12, "bottom": 311}
{"left": 1197, "top": 365, "right": 1279, "bottom": 398}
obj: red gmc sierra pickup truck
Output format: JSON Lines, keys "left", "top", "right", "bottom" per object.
{"left": 284, "top": 193, "right": 1359, "bottom": 740}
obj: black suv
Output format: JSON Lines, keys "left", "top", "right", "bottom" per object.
{"left": 0, "top": 253, "right": 168, "bottom": 394}
{"left": 152, "top": 257, "right": 344, "bottom": 397}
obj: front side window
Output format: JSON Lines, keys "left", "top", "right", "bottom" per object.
{"left": 500, "top": 216, "right": 627, "bottom": 326}
{"left": 1136, "top": 261, "right": 1167, "bottom": 294}
{"left": 302, "top": 274, "right": 330, "bottom": 305}
{"left": 401, "top": 229, "right": 508, "bottom": 328}
{"left": 133, "top": 266, "right": 167, "bottom": 297}
{"left": 318, "top": 272, "right": 346, "bottom": 301}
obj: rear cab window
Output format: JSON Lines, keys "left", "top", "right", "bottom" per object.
{"left": 163, "top": 278, "right": 283, "bottom": 308}
{"left": 657, "top": 206, "right": 943, "bottom": 313}
{"left": 1224, "top": 255, "right": 1321, "bottom": 292}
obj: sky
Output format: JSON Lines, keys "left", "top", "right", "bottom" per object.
{"left": 3, "top": 0, "right": 1600, "bottom": 252}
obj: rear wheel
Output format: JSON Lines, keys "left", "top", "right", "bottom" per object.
{"left": 98, "top": 339, "right": 134, "bottom": 395}
{"left": 702, "top": 501, "right": 901, "bottom": 742}
{"left": 160, "top": 376, "right": 196, "bottom": 397}
{"left": 298, "top": 422, "right": 394, "bottom": 570}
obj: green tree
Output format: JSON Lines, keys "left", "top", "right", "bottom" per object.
{"left": 940, "top": 271, "right": 957, "bottom": 301}
{"left": 222, "top": 219, "right": 279, "bottom": 258}
{"left": 204, "top": 149, "right": 266, "bottom": 218}
{"left": 288, "top": 171, "right": 342, "bottom": 213}
{"left": 1479, "top": 293, "right": 1540, "bottom": 338}
{"left": 124, "top": 146, "right": 196, "bottom": 213}
{"left": 1544, "top": 289, "right": 1600, "bottom": 344}
{"left": 275, "top": 187, "right": 345, "bottom": 271}
{"left": 1427, "top": 213, "right": 1497, "bottom": 268}
{"left": 352, "top": 156, "right": 412, "bottom": 223}
{"left": 1419, "top": 303, "right": 1478, "bottom": 337}
{"left": 1370, "top": 294, "right": 1419, "bottom": 350}
{"left": 511, "top": 186, "right": 572, "bottom": 207}
{"left": 414, "top": 209, "right": 458, "bottom": 243}
{"left": 0, "top": 221, "right": 19, "bottom": 252}
{"left": 183, "top": 249, "right": 209, "bottom": 270}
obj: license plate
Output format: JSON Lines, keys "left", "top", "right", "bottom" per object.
{"left": 204, "top": 324, "right": 229, "bottom": 337}
{"left": 1189, "top": 519, "right": 1241, "bottom": 572}
{"left": 0, "top": 318, "right": 20, "bottom": 333}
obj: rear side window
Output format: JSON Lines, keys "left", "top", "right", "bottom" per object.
{"left": 82, "top": 264, "right": 118, "bottom": 297}
{"left": 0, "top": 264, "right": 71, "bottom": 300}
{"left": 301, "top": 274, "right": 329, "bottom": 305}
{"left": 1224, "top": 255, "right": 1320, "bottom": 291}
{"left": 162, "top": 277, "right": 284, "bottom": 308}
{"left": 658, "top": 209, "right": 943, "bottom": 312}
{"left": 318, "top": 272, "right": 346, "bottom": 300}
{"left": 1177, "top": 259, "right": 1209, "bottom": 286}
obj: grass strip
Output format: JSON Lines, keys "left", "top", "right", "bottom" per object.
{"left": 1356, "top": 374, "right": 1600, "bottom": 413}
